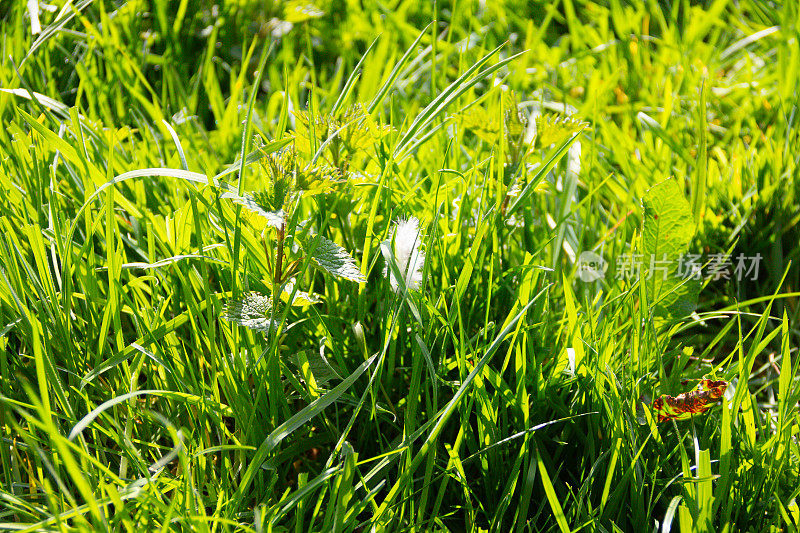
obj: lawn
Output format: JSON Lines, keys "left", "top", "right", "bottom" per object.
{"left": 1, "top": 1, "right": 799, "bottom": 531}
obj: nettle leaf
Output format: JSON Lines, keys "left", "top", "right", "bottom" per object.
{"left": 294, "top": 104, "right": 391, "bottom": 156}
{"left": 222, "top": 148, "right": 301, "bottom": 227}
{"left": 293, "top": 109, "right": 340, "bottom": 155}
{"left": 261, "top": 150, "right": 297, "bottom": 205}
{"left": 461, "top": 107, "right": 500, "bottom": 145}
{"left": 223, "top": 292, "right": 276, "bottom": 333}
{"left": 642, "top": 178, "right": 700, "bottom": 320}
{"left": 261, "top": 147, "right": 296, "bottom": 174}
{"left": 283, "top": 1, "right": 324, "bottom": 23}
{"left": 296, "top": 162, "right": 344, "bottom": 196}
{"left": 339, "top": 104, "right": 393, "bottom": 151}
{"left": 289, "top": 291, "right": 322, "bottom": 306}
{"left": 291, "top": 342, "right": 343, "bottom": 386}
{"left": 221, "top": 192, "right": 285, "bottom": 228}
{"left": 503, "top": 90, "right": 527, "bottom": 141}
{"left": 306, "top": 236, "right": 366, "bottom": 283}
{"left": 534, "top": 114, "right": 587, "bottom": 149}
{"left": 283, "top": 280, "right": 322, "bottom": 306}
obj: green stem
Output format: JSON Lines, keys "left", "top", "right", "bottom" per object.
{"left": 271, "top": 221, "right": 286, "bottom": 350}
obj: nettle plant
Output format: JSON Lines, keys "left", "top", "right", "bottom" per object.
{"left": 293, "top": 103, "right": 392, "bottom": 177}
{"left": 221, "top": 105, "right": 390, "bottom": 334}
{"left": 460, "top": 89, "right": 587, "bottom": 218}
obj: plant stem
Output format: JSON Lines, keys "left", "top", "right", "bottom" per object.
{"left": 273, "top": 222, "right": 286, "bottom": 316}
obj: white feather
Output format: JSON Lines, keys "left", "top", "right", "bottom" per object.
{"left": 383, "top": 217, "right": 425, "bottom": 292}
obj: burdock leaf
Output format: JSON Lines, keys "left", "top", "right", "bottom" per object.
{"left": 642, "top": 178, "right": 699, "bottom": 320}
{"left": 221, "top": 191, "right": 285, "bottom": 228}
{"left": 306, "top": 236, "right": 366, "bottom": 283}
{"left": 223, "top": 292, "right": 276, "bottom": 333}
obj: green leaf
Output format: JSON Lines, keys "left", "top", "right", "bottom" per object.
{"left": 283, "top": 280, "right": 322, "bottom": 306}
{"left": 506, "top": 126, "right": 584, "bottom": 217}
{"left": 222, "top": 292, "right": 276, "bottom": 333}
{"left": 292, "top": 343, "right": 343, "bottom": 385}
{"left": 534, "top": 114, "right": 587, "bottom": 149}
{"left": 283, "top": 1, "right": 324, "bottom": 23}
{"left": 295, "top": 104, "right": 390, "bottom": 158}
{"left": 535, "top": 443, "right": 570, "bottom": 533}
{"left": 393, "top": 45, "right": 527, "bottom": 161}
{"left": 691, "top": 81, "right": 709, "bottom": 229}
{"left": 0, "top": 88, "right": 70, "bottom": 117}
{"left": 642, "top": 178, "right": 700, "bottom": 320}
{"left": 69, "top": 390, "right": 234, "bottom": 441}
{"left": 461, "top": 106, "right": 500, "bottom": 145}
{"left": 296, "top": 162, "right": 344, "bottom": 196}
{"left": 221, "top": 192, "right": 286, "bottom": 228}
{"left": 503, "top": 90, "right": 526, "bottom": 141}
{"left": 307, "top": 236, "right": 366, "bottom": 283}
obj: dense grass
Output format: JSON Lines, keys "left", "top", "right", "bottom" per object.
{"left": 1, "top": 1, "right": 799, "bottom": 531}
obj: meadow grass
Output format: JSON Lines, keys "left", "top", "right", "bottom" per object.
{"left": 1, "top": 1, "right": 799, "bottom": 531}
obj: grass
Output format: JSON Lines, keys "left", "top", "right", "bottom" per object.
{"left": 1, "top": 0, "right": 799, "bottom": 531}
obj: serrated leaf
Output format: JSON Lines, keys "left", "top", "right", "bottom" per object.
{"left": 307, "top": 236, "right": 366, "bottom": 283}
{"left": 642, "top": 178, "right": 700, "bottom": 320}
{"left": 283, "top": 279, "right": 322, "bottom": 306}
{"left": 294, "top": 104, "right": 391, "bottom": 157}
{"left": 294, "top": 109, "right": 336, "bottom": 155}
{"left": 221, "top": 192, "right": 285, "bottom": 228}
{"left": 340, "top": 104, "right": 393, "bottom": 151}
{"left": 283, "top": 1, "right": 323, "bottom": 22}
{"left": 461, "top": 107, "right": 500, "bottom": 145}
{"left": 260, "top": 150, "right": 297, "bottom": 205}
{"left": 290, "top": 291, "right": 322, "bottom": 306}
{"left": 222, "top": 292, "right": 276, "bottom": 333}
{"left": 535, "top": 114, "right": 587, "bottom": 149}
{"left": 296, "top": 162, "right": 344, "bottom": 196}
{"left": 503, "top": 90, "right": 526, "bottom": 140}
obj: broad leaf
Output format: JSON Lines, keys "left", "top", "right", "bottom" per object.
{"left": 307, "top": 236, "right": 366, "bottom": 283}
{"left": 283, "top": 280, "right": 322, "bottom": 306}
{"left": 642, "top": 178, "right": 700, "bottom": 319}
{"left": 535, "top": 114, "right": 587, "bottom": 149}
{"left": 461, "top": 107, "right": 500, "bottom": 145}
{"left": 221, "top": 192, "right": 285, "bottom": 228}
{"left": 296, "top": 162, "right": 344, "bottom": 196}
{"left": 223, "top": 292, "right": 276, "bottom": 333}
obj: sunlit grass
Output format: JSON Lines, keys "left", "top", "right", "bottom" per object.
{"left": 1, "top": 1, "right": 799, "bottom": 531}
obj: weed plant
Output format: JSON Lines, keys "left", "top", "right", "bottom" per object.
{"left": 0, "top": 1, "right": 799, "bottom": 531}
